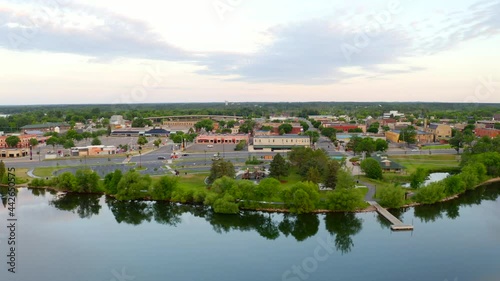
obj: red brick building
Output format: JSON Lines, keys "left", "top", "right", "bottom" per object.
{"left": 0, "top": 134, "right": 40, "bottom": 149}
{"left": 475, "top": 128, "right": 500, "bottom": 138}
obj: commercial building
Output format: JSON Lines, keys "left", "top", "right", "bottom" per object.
{"left": 70, "top": 145, "right": 117, "bottom": 157}
{"left": 423, "top": 123, "right": 452, "bottom": 142}
{"left": 20, "top": 122, "right": 70, "bottom": 133}
{"left": 252, "top": 135, "right": 310, "bottom": 151}
{"left": 385, "top": 130, "right": 434, "bottom": 145}
{"left": 0, "top": 134, "right": 41, "bottom": 149}
{"left": 195, "top": 134, "right": 249, "bottom": 144}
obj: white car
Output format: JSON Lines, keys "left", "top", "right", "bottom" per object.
{"left": 411, "top": 148, "right": 420, "bottom": 151}
{"left": 207, "top": 144, "right": 213, "bottom": 148}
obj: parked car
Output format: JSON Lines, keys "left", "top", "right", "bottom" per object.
{"left": 207, "top": 144, "right": 213, "bottom": 148}
{"left": 157, "top": 156, "right": 166, "bottom": 160}
{"left": 182, "top": 153, "right": 189, "bottom": 156}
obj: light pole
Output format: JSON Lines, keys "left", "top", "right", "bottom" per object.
{"left": 204, "top": 149, "right": 207, "bottom": 165}
{"left": 29, "top": 145, "right": 33, "bottom": 160}
{"left": 139, "top": 150, "right": 142, "bottom": 168}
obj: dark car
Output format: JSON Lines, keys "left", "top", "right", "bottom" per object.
{"left": 182, "top": 154, "right": 189, "bottom": 156}
{"left": 157, "top": 156, "right": 166, "bottom": 160}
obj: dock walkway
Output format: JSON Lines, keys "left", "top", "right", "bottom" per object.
{"left": 368, "top": 201, "right": 414, "bottom": 231}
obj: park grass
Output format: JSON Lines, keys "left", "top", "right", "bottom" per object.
{"left": 177, "top": 173, "right": 209, "bottom": 190}
{"left": 33, "top": 167, "right": 62, "bottom": 177}
{"left": 279, "top": 172, "right": 303, "bottom": 188}
{"left": 389, "top": 154, "right": 460, "bottom": 174}
{"left": 421, "top": 144, "right": 452, "bottom": 150}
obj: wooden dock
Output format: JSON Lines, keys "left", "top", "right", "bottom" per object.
{"left": 369, "top": 201, "right": 414, "bottom": 231}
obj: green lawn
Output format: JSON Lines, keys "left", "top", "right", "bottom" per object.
{"left": 33, "top": 167, "right": 62, "bottom": 177}
{"left": 421, "top": 144, "right": 452, "bottom": 150}
{"left": 176, "top": 173, "right": 209, "bottom": 190}
{"left": 389, "top": 155, "right": 460, "bottom": 173}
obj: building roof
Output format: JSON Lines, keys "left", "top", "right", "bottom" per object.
{"left": 493, "top": 114, "right": 500, "bottom": 121}
{"left": 254, "top": 135, "right": 310, "bottom": 139}
{"left": 372, "top": 156, "right": 405, "bottom": 170}
{"left": 146, "top": 128, "right": 170, "bottom": 134}
{"left": 392, "top": 129, "right": 432, "bottom": 135}
{"left": 21, "top": 122, "right": 69, "bottom": 129}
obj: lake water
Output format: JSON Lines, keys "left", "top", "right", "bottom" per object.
{"left": 0, "top": 183, "right": 499, "bottom": 281}
{"left": 403, "top": 172, "right": 450, "bottom": 188}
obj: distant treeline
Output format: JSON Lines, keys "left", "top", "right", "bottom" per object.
{"left": 0, "top": 102, "right": 498, "bottom": 132}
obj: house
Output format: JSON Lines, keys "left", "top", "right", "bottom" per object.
{"left": 372, "top": 155, "right": 405, "bottom": 173}
{"left": 493, "top": 114, "right": 500, "bottom": 121}
{"left": 252, "top": 135, "right": 310, "bottom": 151}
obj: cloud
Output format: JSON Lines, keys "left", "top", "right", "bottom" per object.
{"left": 197, "top": 19, "right": 415, "bottom": 84}
{"left": 197, "top": 0, "right": 500, "bottom": 84}
{"left": 0, "top": 0, "right": 189, "bottom": 61}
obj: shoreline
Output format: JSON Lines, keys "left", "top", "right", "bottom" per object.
{"left": 15, "top": 177, "right": 500, "bottom": 214}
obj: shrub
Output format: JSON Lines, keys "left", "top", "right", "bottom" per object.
{"left": 414, "top": 181, "right": 446, "bottom": 204}
{"left": 377, "top": 186, "right": 406, "bottom": 208}
{"left": 213, "top": 194, "right": 239, "bottom": 214}
{"left": 327, "top": 188, "right": 364, "bottom": 211}
{"left": 360, "top": 158, "right": 383, "bottom": 180}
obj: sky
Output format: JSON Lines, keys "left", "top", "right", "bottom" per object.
{"left": 0, "top": 0, "right": 499, "bottom": 105}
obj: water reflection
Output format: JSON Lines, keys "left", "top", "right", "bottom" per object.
{"left": 106, "top": 197, "right": 153, "bottom": 225}
{"left": 0, "top": 186, "right": 18, "bottom": 208}
{"left": 30, "top": 187, "right": 46, "bottom": 197}
{"left": 49, "top": 193, "right": 102, "bottom": 219}
{"left": 324, "top": 213, "right": 363, "bottom": 254}
{"left": 414, "top": 183, "right": 500, "bottom": 223}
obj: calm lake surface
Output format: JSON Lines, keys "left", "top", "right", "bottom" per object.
{"left": 1, "top": 183, "right": 499, "bottom": 281}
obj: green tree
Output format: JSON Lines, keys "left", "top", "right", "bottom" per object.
{"left": 304, "top": 131, "right": 319, "bottom": 144}
{"left": 449, "top": 130, "right": 463, "bottom": 155}
{"left": 63, "top": 139, "right": 75, "bottom": 149}
{"left": 131, "top": 117, "right": 152, "bottom": 128}
{"left": 278, "top": 123, "right": 293, "bottom": 134}
{"left": 57, "top": 172, "right": 78, "bottom": 191}
{"left": 323, "top": 160, "right": 341, "bottom": 189}
{"left": 116, "top": 170, "right": 152, "bottom": 200}
{"left": 0, "top": 160, "right": 5, "bottom": 182}
{"left": 282, "top": 182, "right": 320, "bottom": 214}
{"left": 306, "top": 167, "right": 322, "bottom": 184}
{"left": 208, "top": 158, "right": 235, "bottom": 184}
{"left": 399, "top": 126, "right": 417, "bottom": 146}
{"left": 327, "top": 189, "right": 364, "bottom": 211}
{"left": 29, "top": 138, "right": 39, "bottom": 147}
{"left": 367, "top": 122, "right": 380, "bottom": 134}
{"left": 255, "top": 178, "right": 281, "bottom": 200}
{"left": 212, "top": 194, "right": 239, "bottom": 214}
{"left": 103, "top": 170, "right": 123, "bottom": 195}
{"left": 194, "top": 119, "right": 214, "bottom": 132}
{"left": 91, "top": 137, "right": 101, "bottom": 146}
{"left": 360, "top": 158, "right": 383, "bottom": 179}
{"left": 377, "top": 186, "right": 406, "bottom": 208}
{"left": 47, "top": 136, "right": 59, "bottom": 148}
{"left": 375, "top": 139, "right": 388, "bottom": 152}
{"left": 269, "top": 153, "right": 289, "bottom": 180}
{"left": 409, "top": 167, "right": 428, "bottom": 189}
{"left": 413, "top": 181, "right": 446, "bottom": 204}
{"left": 5, "top": 135, "right": 21, "bottom": 148}
{"left": 234, "top": 140, "right": 247, "bottom": 151}
{"left": 335, "top": 168, "right": 356, "bottom": 190}
{"left": 320, "top": 127, "right": 337, "bottom": 138}
{"left": 137, "top": 136, "right": 148, "bottom": 146}
{"left": 75, "top": 169, "right": 100, "bottom": 193}
{"left": 150, "top": 175, "right": 178, "bottom": 200}
{"left": 153, "top": 139, "right": 162, "bottom": 148}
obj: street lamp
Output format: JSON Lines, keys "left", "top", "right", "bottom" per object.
{"left": 204, "top": 149, "right": 207, "bottom": 165}
{"left": 29, "top": 145, "right": 33, "bottom": 160}
{"left": 139, "top": 150, "right": 142, "bottom": 168}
